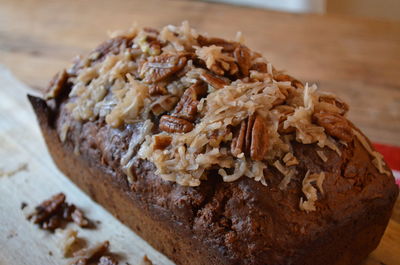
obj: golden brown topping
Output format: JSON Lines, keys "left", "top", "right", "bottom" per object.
{"left": 234, "top": 45, "right": 251, "bottom": 76}
{"left": 140, "top": 54, "right": 187, "bottom": 83}
{"left": 312, "top": 112, "right": 353, "bottom": 142}
{"left": 274, "top": 73, "right": 304, "bottom": 89}
{"left": 231, "top": 114, "right": 269, "bottom": 161}
{"left": 283, "top": 152, "right": 299, "bottom": 166}
{"left": 250, "top": 62, "right": 268, "bottom": 73}
{"left": 250, "top": 114, "right": 269, "bottom": 160}
{"left": 173, "top": 81, "right": 207, "bottom": 121}
{"left": 151, "top": 96, "right": 179, "bottom": 116}
{"left": 195, "top": 45, "right": 235, "bottom": 76}
{"left": 159, "top": 115, "right": 194, "bottom": 133}
{"left": 45, "top": 70, "right": 69, "bottom": 100}
{"left": 317, "top": 94, "right": 349, "bottom": 115}
{"left": 153, "top": 135, "right": 172, "bottom": 150}
{"left": 274, "top": 105, "right": 296, "bottom": 134}
{"left": 199, "top": 71, "right": 230, "bottom": 89}
{"left": 149, "top": 83, "right": 168, "bottom": 96}
{"left": 197, "top": 35, "right": 238, "bottom": 52}
{"left": 231, "top": 120, "right": 247, "bottom": 157}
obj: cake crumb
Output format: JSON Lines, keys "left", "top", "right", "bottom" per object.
{"left": 0, "top": 163, "right": 28, "bottom": 177}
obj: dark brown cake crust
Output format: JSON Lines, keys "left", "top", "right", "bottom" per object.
{"left": 29, "top": 94, "right": 398, "bottom": 265}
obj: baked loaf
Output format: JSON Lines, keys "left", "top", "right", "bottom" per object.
{"left": 29, "top": 22, "right": 398, "bottom": 265}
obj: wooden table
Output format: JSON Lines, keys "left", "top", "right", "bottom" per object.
{"left": 0, "top": 0, "right": 399, "bottom": 264}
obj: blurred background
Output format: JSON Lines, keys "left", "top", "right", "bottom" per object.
{"left": 206, "top": 0, "right": 400, "bottom": 20}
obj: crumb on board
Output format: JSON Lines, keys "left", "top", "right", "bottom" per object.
{"left": 0, "top": 163, "right": 28, "bottom": 177}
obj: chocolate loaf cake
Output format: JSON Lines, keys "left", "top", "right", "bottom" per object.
{"left": 29, "top": 22, "right": 398, "bottom": 265}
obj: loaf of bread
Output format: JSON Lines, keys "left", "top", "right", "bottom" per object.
{"left": 29, "top": 22, "right": 398, "bottom": 265}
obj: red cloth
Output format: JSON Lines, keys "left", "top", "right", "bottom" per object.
{"left": 373, "top": 143, "right": 400, "bottom": 186}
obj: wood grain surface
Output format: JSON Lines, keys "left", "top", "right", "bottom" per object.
{"left": 0, "top": 0, "right": 399, "bottom": 264}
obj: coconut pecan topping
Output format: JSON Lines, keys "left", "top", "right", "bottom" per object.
{"left": 62, "top": 22, "right": 389, "bottom": 209}
{"left": 312, "top": 111, "right": 354, "bottom": 142}
{"left": 45, "top": 70, "right": 69, "bottom": 100}
{"left": 159, "top": 115, "right": 194, "bottom": 133}
{"left": 199, "top": 71, "right": 230, "bottom": 89}
{"left": 231, "top": 114, "right": 269, "bottom": 161}
{"left": 234, "top": 45, "right": 251, "bottom": 76}
{"left": 173, "top": 81, "right": 207, "bottom": 121}
{"left": 140, "top": 54, "right": 187, "bottom": 83}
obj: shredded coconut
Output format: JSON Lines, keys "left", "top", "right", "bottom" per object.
{"left": 352, "top": 129, "right": 391, "bottom": 176}
{"left": 299, "top": 171, "right": 325, "bottom": 212}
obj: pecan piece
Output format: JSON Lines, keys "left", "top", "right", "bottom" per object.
{"left": 318, "top": 94, "right": 349, "bottom": 115}
{"left": 274, "top": 74, "right": 304, "bottom": 89}
{"left": 231, "top": 113, "right": 269, "bottom": 160}
{"left": 71, "top": 241, "right": 110, "bottom": 265}
{"left": 234, "top": 45, "right": 251, "bottom": 76}
{"left": 231, "top": 120, "right": 247, "bottom": 156}
{"left": 140, "top": 54, "right": 187, "bottom": 83}
{"left": 250, "top": 115, "right": 269, "bottom": 160}
{"left": 149, "top": 83, "right": 168, "bottom": 96}
{"left": 159, "top": 115, "right": 194, "bottom": 133}
{"left": 199, "top": 71, "right": 230, "bottom": 89}
{"left": 153, "top": 135, "right": 172, "bottom": 150}
{"left": 71, "top": 208, "right": 90, "bottom": 228}
{"left": 313, "top": 112, "right": 353, "bottom": 142}
{"left": 197, "top": 35, "right": 238, "bottom": 52}
{"left": 173, "top": 81, "right": 207, "bottom": 121}
{"left": 28, "top": 193, "right": 66, "bottom": 225}
{"left": 250, "top": 62, "right": 268, "bottom": 73}
{"left": 274, "top": 105, "right": 296, "bottom": 134}
{"left": 45, "top": 70, "right": 69, "bottom": 100}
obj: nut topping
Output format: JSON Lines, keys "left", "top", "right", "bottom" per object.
{"left": 250, "top": 114, "right": 269, "bottom": 160}
{"left": 153, "top": 135, "right": 172, "bottom": 150}
{"left": 199, "top": 71, "right": 230, "bottom": 89}
{"left": 234, "top": 45, "right": 251, "bottom": 76}
{"left": 140, "top": 54, "right": 187, "bottom": 83}
{"left": 173, "top": 81, "right": 207, "bottom": 121}
{"left": 159, "top": 115, "right": 194, "bottom": 133}
{"left": 312, "top": 112, "right": 354, "bottom": 142}
{"left": 45, "top": 70, "right": 69, "bottom": 100}
{"left": 231, "top": 114, "right": 269, "bottom": 160}
{"left": 149, "top": 83, "right": 168, "bottom": 96}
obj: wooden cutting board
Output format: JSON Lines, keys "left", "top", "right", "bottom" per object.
{"left": 0, "top": 65, "right": 398, "bottom": 265}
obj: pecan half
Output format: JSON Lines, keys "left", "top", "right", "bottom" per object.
{"left": 173, "top": 81, "right": 207, "bottom": 121}
{"left": 153, "top": 135, "right": 172, "bottom": 150}
{"left": 234, "top": 45, "right": 251, "bottom": 76}
{"left": 140, "top": 54, "right": 187, "bottom": 83}
{"left": 250, "top": 115, "right": 269, "bottom": 160}
{"left": 159, "top": 115, "right": 194, "bottom": 133}
{"left": 45, "top": 70, "right": 69, "bottom": 100}
{"left": 199, "top": 71, "right": 230, "bottom": 89}
{"left": 312, "top": 112, "right": 353, "bottom": 142}
{"left": 231, "top": 114, "right": 269, "bottom": 160}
